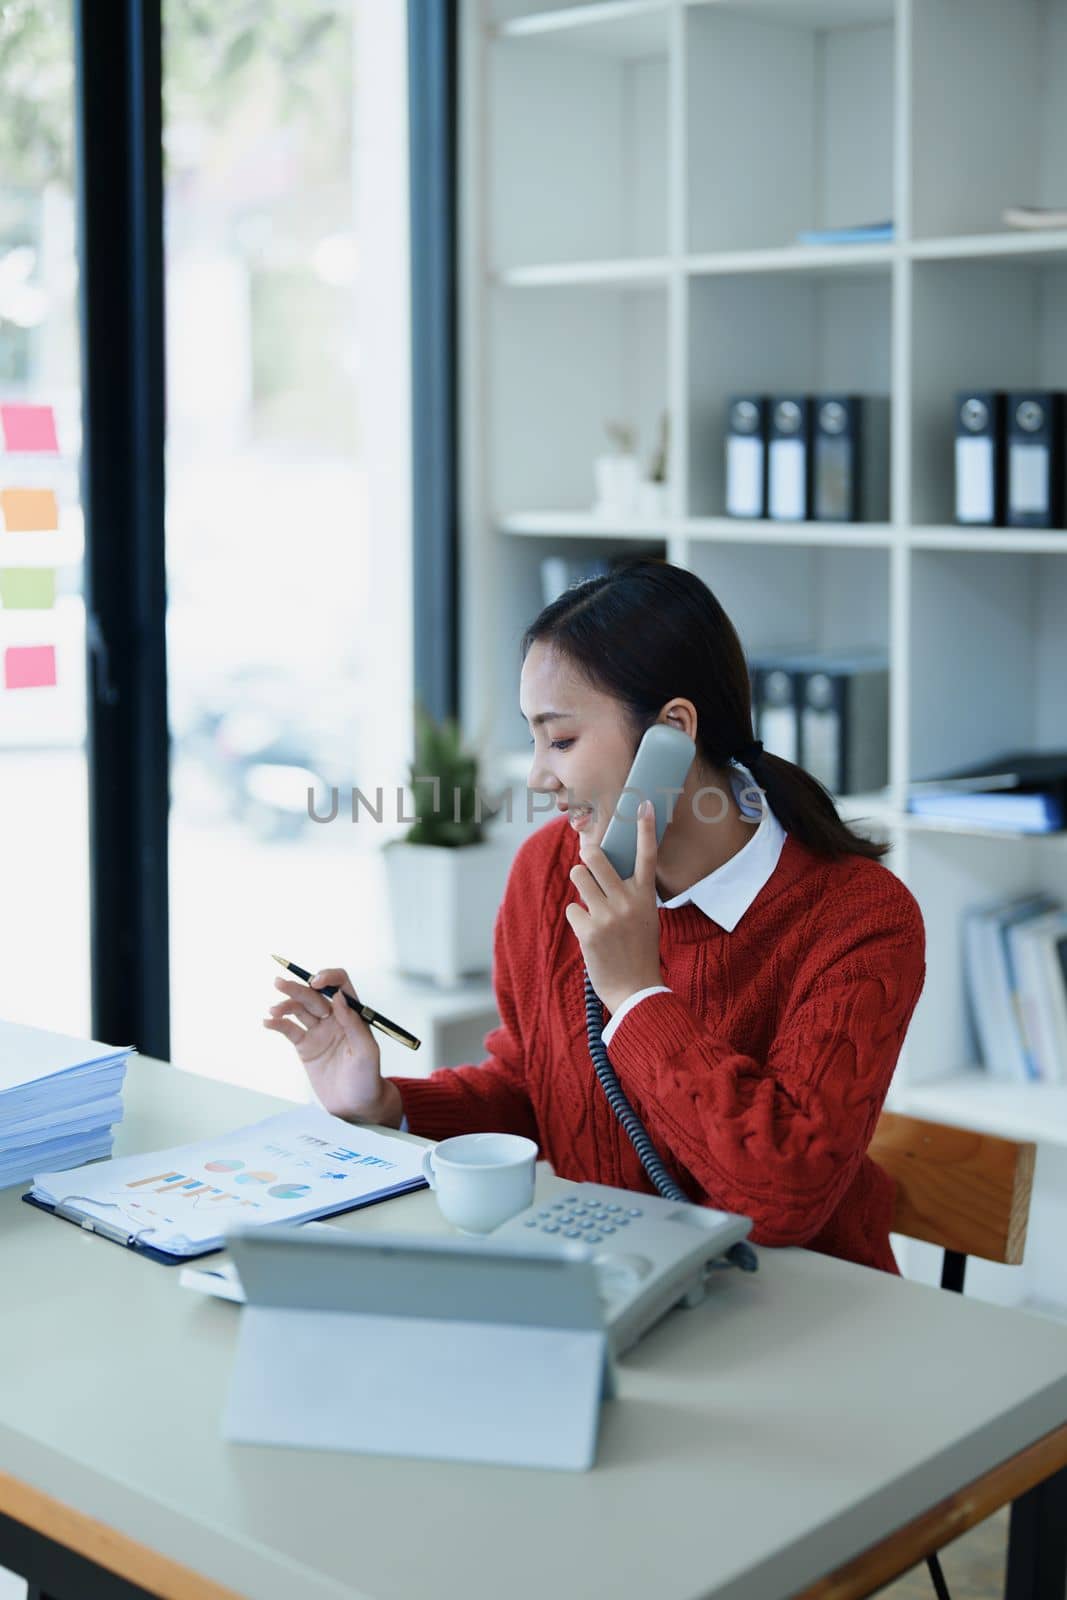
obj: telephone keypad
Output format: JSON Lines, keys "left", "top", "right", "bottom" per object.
{"left": 494, "top": 1179, "right": 755, "bottom": 1358}
{"left": 524, "top": 1192, "right": 645, "bottom": 1240}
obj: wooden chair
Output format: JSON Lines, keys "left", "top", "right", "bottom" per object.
{"left": 870, "top": 1109, "right": 1035, "bottom": 1294}
{"left": 867, "top": 1111, "right": 1040, "bottom": 1600}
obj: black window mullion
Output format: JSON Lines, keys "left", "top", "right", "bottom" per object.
{"left": 73, "top": 0, "right": 170, "bottom": 1058}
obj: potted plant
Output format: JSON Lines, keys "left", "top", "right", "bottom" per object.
{"left": 637, "top": 410, "right": 670, "bottom": 518}
{"left": 382, "top": 701, "right": 514, "bottom": 987}
{"left": 592, "top": 419, "right": 641, "bottom": 517}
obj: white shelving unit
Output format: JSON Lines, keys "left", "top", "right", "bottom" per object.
{"left": 459, "top": 0, "right": 1067, "bottom": 1315}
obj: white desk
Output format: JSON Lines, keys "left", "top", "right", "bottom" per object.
{"left": 3, "top": 1058, "right": 1067, "bottom": 1600}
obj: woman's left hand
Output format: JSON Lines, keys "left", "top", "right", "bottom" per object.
{"left": 566, "top": 799, "right": 664, "bottom": 1015}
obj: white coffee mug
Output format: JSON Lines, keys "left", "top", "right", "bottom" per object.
{"left": 421, "top": 1132, "right": 538, "bottom": 1234}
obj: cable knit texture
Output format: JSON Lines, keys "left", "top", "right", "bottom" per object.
{"left": 390, "top": 816, "right": 926, "bottom": 1275}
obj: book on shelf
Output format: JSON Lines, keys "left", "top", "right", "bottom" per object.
{"left": 908, "top": 751, "right": 1067, "bottom": 834}
{"left": 795, "top": 221, "right": 894, "bottom": 246}
{"left": 1002, "top": 205, "right": 1067, "bottom": 230}
{"left": 963, "top": 894, "right": 1067, "bottom": 1084}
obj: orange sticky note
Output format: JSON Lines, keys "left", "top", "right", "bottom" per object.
{"left": 4, "top": 644, "right": 57, "bottom": 690}
{"left": 0, "top": 404, "right": 59, "bottom": 453}
{"left": 0, "top": 488, "right": 59, "bottom": 532}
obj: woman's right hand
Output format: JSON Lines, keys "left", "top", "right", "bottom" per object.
{"left": 262, "top": 967, "right": 403, "bottom": 1127}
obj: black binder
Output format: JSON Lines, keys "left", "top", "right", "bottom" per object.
{"left": 813, "top": 395, "right": 890, "bottom": 523}
{"left": 750, "top": 658, "right": 799, "bottom": 762}
{"left": 955, "top": 391, "right": 1006, "bottom": 526}
{"left": 795, "top": 655, "right": 889, "bottom": 796}
{"left": 1006, "top": 392, "right": 1066, "bottom": 529}
{"left": 910, "top": 750, "right": 1067, "bottom": 803}
{"left": 768, "top": 396, "right": 813, "bottom": 521}
{"left": 725, "top": 395, "right": 769, "bottom": 518}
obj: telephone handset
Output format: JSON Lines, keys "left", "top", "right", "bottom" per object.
{"left": 584, "top": 723, "right": 758, "bottom": 1275}
{"left": 599, "top": 721, "right": 697, "bottom": 879}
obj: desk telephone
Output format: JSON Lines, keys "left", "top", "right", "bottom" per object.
{"left": 221, "top": 1176, "right": 754, "bottom": 1360}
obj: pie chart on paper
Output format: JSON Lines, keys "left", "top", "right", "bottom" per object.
{"left": 268, "top": 1183, "right": 312, "bottom": 1200}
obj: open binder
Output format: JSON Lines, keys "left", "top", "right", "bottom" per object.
{"left": 22, "top": 1108, "right": 428, "bottom": 1263}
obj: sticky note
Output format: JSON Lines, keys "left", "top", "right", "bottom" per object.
{"left": 0, "top": 569, "right": 56, "bottom": 609}
{"left": 0, "top": 489, "right": 59, "bottom": 532}
{"left": 0, "top": 404, "right": 59, "bottom": 453}
{"left": 3, "top": 644, "right": 57, "bottom": 690}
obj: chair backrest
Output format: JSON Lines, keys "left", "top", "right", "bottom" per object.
{"left": 870, "top": 1110, "right": 1035, "bottom": 1266}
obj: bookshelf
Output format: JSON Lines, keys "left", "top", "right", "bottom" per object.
{"left": 459, "top": 0, "right": 1067, "bottom": 1314}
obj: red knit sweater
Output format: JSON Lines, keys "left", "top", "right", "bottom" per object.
{"left": 391, "top": 815, "right": 926, "bottom": 1275}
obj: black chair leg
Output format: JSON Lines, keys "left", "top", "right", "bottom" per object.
{"left": 1004, "top": 1461, "right": 1067, "bottom": 1600}
{"left": 940, "top": 1249, "right": 967, "bottom": 1294}
{"left": 926, "top": 1551, "right": 953, "bottom": 1599}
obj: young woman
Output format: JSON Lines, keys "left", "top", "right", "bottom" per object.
{"left": 264, "top": 558, "right": 925, "bottom": 1275}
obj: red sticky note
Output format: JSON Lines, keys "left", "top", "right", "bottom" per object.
{"left": 0, "top": 404, "right": 59, "bottom": 453}
{"left": 4, "top": 644, "right": 57, "bottom": 690}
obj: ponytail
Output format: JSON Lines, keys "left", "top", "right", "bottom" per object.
{"left": 747, "top": 749, "right": 888, "bottom": 863}
{"left": 522, "top": 558, "right": 889, "bottom": 865}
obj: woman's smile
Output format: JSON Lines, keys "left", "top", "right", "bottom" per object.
{"left": 556, "top": 800, "right": 596, "bottom": 831}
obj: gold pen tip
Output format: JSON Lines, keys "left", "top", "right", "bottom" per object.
{"left": 271, "top": 954, "right": 289, "bottom": 967}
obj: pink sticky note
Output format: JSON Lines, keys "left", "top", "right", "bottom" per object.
{"left": 0, "top": 404, "right": 59, "bottom": 453}
{"left": 4, "top": 644, "right": 57, "bottom": 690}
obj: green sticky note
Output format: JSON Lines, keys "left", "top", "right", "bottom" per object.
{"left": 0, "top": 567, "right": 56, "bottom": 609}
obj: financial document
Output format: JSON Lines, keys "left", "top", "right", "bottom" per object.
{"left": 31, "top": 1107, "right": 427, "bottom": 1257}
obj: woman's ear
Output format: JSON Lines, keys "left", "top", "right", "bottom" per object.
{"left": 660, "top": 700, "right": 698, "bottom": 742}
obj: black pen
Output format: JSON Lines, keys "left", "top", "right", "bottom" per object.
{"left": 271, "top": 955, "right": 421, "bottom": 1051}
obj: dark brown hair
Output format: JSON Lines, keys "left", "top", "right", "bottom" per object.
{"left": 520, "top": 556, "right": 888, "bottom": 863}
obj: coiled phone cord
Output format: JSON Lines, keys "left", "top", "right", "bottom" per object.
{"left": 583, "top": 967, "right": 759, "bottom": 1274}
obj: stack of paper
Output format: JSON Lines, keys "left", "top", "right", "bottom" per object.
{"left": 0, "top": 1020, "right": 133, "bottom": 1189}
{"left": 1003, "top": 206, "right": 1067, "bottom": 230}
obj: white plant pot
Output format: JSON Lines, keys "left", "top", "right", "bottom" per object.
{"left": 635, "top": 479, "right": 669, "bottom": 519}
{"left": 382, "top": 835, "right": 514, "bottom": 988}
{"left": 593, "top": 453, "right": 641, "bottom": 518}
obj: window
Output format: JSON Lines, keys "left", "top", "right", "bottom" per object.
{"left": 163, "top": 0, "right": 413, "bottom": 1093}
{"left": 0, "top": 0, "right": 90, "bottom": 1035}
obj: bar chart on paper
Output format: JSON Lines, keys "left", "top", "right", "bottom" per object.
{"left": 27, "top": 1107, "right": 429, "bottom": 1258}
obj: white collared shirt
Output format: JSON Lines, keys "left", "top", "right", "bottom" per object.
{"left": 600, "top": 767, "right": 787, "bottom": 1048}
